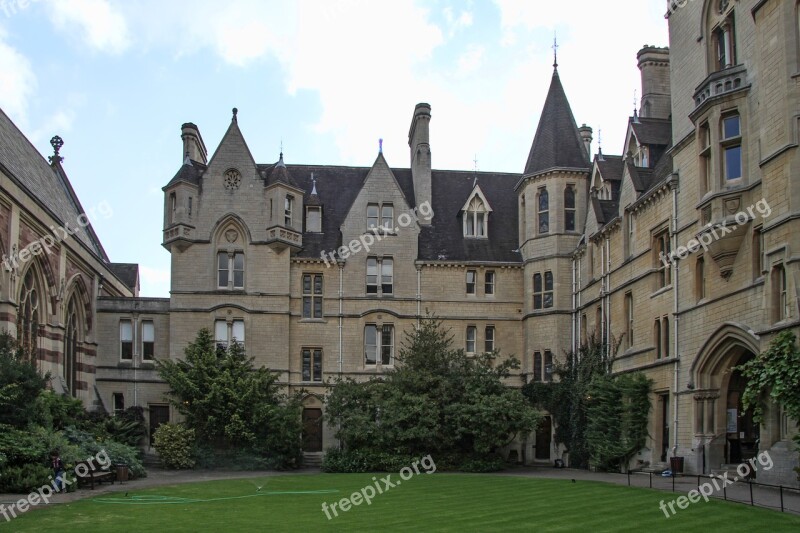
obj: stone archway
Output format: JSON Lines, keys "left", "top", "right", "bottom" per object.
{"left": 690, "top": 323, "right": 761, "bottom": 471}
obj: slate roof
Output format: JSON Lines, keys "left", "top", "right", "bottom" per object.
{"left": 0, "top": 109, "right": 107, "bottom": 259}
{"left": 267, "top": 154, "right": 300, "bottom": 188}
{"left": 523, "top": 70, "right": 590, "bottom": 176}
{"left": 596, "top": 154, "right": 624, "bottom": 182}
{"left": 108, "top": 263, "right": 139, "bottom": 292}
{"left": 165, "top": 159, "right": 205, "bottom": 189}
{"left": 631, "top": 117, "right": 672, "bottom": 146}
{"left": 591, "top": 196, "right": 619, "bottom": 226}
{"left": 419, "top": 170, "right": 521, "bottom": 263}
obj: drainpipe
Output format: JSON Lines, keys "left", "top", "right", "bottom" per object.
{"left": 416, "top": 264, "right": 422, "bottom": 325}
{"left": 338, "top": 260, "right": 344, "bottom": 374}
{"left": 671, "top": 175, "right": 680, "bottom": 458}
{"left": 571, "top": 255, "right": 577, "bottom": 353}
{"left": 605, "top": 235, "right": 611, "bottom": 361}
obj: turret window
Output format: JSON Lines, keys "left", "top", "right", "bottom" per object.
{"left": 284, "top": 195, "right": 294, "bottom": 226}
{"left": 564, "top": 186, "right": 576, "bottom": 231}
{"left": 537, "top": 188, "right": 549, "bottom": 234}
{"left": 218, "top": 251, "right": 245, "bottom": 289}
{"left": 533, "top": 271, "right": 554, "bottom": 310}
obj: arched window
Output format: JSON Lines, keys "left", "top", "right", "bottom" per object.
{"left": 564, "top": 186, "right": 576, "bottom": 231}
{"left": 64, "top": 296, "right": 80, "bottom": 396}
{"left": 17, "top": 268, "right": 41, "bottom": 358}
{"left": 537, "top": 188, "right": 549, "bottom": 234}
{"left": 708, "top": 0, "right": 736, "bottom": 73}
{"left": 464, "top": 196, "right": 487, "bottom": 237}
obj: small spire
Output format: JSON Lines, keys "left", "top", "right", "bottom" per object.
{"left": 552, "top": 31, "right": 559, "bottom": 70}
{"left": 379, "top": 138, "right": 383, "bottom": 154}
{"left": 310, "top": 172, "right": 318, "bottom": 195}
{"left": 597, "top": 128, "right": 605, "bottom": 161}
{"left": 277, "top": 152, "right": 285, "bottom": 168}
{"left": 232, "top": 107, "right": 238, "bottom": 123}
{"left": 48, "top": 135, "right": 64, "bottom": 164}
{"left": 183, "top": 151, "right": 192, "bottom": 166}
{"left": 632, "top": 91, "right": 640, "bottom": 123}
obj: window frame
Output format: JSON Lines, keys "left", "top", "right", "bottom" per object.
{"left": 720, "top": 113, "right": 742, "bottom": 183}
{"left": 696, "top": 256, "right": 706, "bottom": 302}
{"left": 466, "top": 270, "right": 477, "bottom": 295}
{"left": 625, "top": 292, "right": 634, "bottom": 348}
{"left": 141, "top": 320, "right": 155, "bottom": 361}
{"left": 112, "top": 393, "right": 125, "bottom": 416}
{"left": 533, "top": 351, "right": 542, "bottom": 382}
{"left": 533, "top": 271, "right": 554, "bottom": 310}
{"left": 217, "top": 251, "right": 245, "bottom": 290}
{"left": 564, "top": 185, "right": 576, "bottom": 231}
{"left": 120, "top": 319, "right": 133, "bottom": 361}
{"left": 214, "top": 319, "right": 245, "bottom": 350}
{"left": 366, "top": 257, "right": 393, "bottom": 296}
{"left": 485, "top": 325, "right": 495, "bottom": 353}
{"left": 466, "top": 326, "right": 477, "bottom": 354}
{"left": 306, "top": 206, "right": 322, "bottom": 233}
{"left": 302, "top": 273, "right": 324, "bottom": 319}
{"left": 544, "top": 350, "right": 553, "bottom": 382}
{"left": 364, "top": 323, "right": 394, "bottom": 366}
{"left": 654, "top": 319, "right": 662, "bottom": 359}
{"left": 654, "top": 229, "right": 671, "bottom": 289}
{"left": 302, "top": 348, "right": 323, "bottom": 382}
{"left": 537, "top": 187, "right": 549, "bottom": 234}
{"left": 284, "top": 195, "right": 294, "bottom": 226}
{"left": 485, "top": 271, "right": 495, "bottom": 295}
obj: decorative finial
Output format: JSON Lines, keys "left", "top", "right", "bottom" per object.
{"left": 473, "top": 154, "right": 478, "bottom": 173}
{"left": 552, "top": 31, "right": 559, "bottom": 70}
{"left": 379, "top": 138, "right": 383, "bottom": 154}
{"left": 232, "top": 107, "right": 238, "bottom": 122}
{"left": 49, "top": 135, "right": 64, "bottom": 164}
{"left": 311, "top": 172, "right": 318, "bottom": 195}
{"left": 598, "top": 129, "right": 605, "bottom": 161}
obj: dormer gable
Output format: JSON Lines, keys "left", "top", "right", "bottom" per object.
{"left": 461, "top": 183, "right": 492, "bottom": 239}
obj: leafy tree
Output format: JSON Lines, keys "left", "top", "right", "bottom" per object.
{"left": 735, "top": 330, "right": 800, "bottom": 479}
{"left": 157, "top": 328, "right": 303, "bottom": 467}
{"left": 0, "top": 332, "right": 48, "bottom": 428}
{"left": 325, "top": 316, "right": 540, "bottom": 469}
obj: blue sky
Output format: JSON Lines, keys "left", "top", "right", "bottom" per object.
{"left": 0, "top": 0, "right": 669, "bottom": 296}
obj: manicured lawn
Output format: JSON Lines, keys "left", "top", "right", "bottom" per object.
{"left": 7, "top": 473, "right": 800, "bottom": 532}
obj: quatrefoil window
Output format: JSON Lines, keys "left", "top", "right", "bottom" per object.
{"left": 224, "top": 169, "right": 242, "bottom": 189}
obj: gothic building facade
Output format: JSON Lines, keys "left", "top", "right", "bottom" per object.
{"left": 1, "top": 0, "right": 797, "bottom": 484}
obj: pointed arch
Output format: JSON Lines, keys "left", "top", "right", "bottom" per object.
{"left": 689, "top": 322, "right": 760, "bottom": 390}
{"left": 63, "top": 292, "right": 84, "bottom": 397}
{"left": 64, "top": 273, "right": 92, "bottom": 334}
{"left": 212, "top": 214, "right": 250, "bottom": 291}
{"left": 209, "top": 213, "right": 253, "bottom": 244}
{"left": 16, "top": 262, "right": 46, "bottom": 358}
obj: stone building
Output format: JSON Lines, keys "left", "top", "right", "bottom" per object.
{"left": 0, "top": 110, "right": 137, "bottom": 409}
{"left": 2, "top": 0, "right": 797, "bottom": 484}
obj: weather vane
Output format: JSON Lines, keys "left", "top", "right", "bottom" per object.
{"left": 552, "top": 31, "right": 559, "bottom": 69}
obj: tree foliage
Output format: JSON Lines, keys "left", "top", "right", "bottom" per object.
{"left": 523, "top": 335, "right": 651, "bottom": 471}
{"left": 325, "top": 316, "right": 540, "bottom": 471}
{"left": 0, "top": 332, "right": 49, "bottom": 428}
{"left": 156, "top": 328, "right": 303, "bottom": 467}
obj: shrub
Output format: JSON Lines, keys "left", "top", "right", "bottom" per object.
{"left": 0, "top": 463, "right": 52, "bottom": 493}
{"left": 153, "top": 424, "right": 195, "bottom": 469}
{"left": 34, "top": 391, "right": 86, "bottom": 431}
{"left": 60, "top": 426, "right": 146, "bottom": 479}
{"left": 0, "top": 333, "right": 49, "bottom": 428}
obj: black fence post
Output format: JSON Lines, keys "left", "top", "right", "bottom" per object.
{"left": 780, "top": 485, "right": 784, "bottom": 513}
{"left": 627, "top": 470, "right": 630, "bottom": 487}
{"left": 649, "top": 472, "right": 652, "bottom": 489}
{"left": 749, "top": 481, "right": 754, "bottom": 506}
{"left": 672, "top": 473, "right": 675, "bottom": 492}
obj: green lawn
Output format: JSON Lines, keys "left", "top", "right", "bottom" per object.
{"left": 6, "top": 474, "right": 800, "bottom": 532}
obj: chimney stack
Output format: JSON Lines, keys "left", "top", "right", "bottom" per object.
{"left": 408, "top": 103, "right": 432, "bottom": 224}
{"left": 181, "top": 123, "right": 208, "bottom": 164}
{"left": 578, "top": 125, "right": 593, "bottom": 159}
{"left": 637, "top": 46, "right": 671, "bottom": 120}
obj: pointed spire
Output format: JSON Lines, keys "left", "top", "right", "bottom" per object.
{"left": 523, "top": 64, "right": 590, "bottom": 175}
{"left": 232, "top": 107, "right": 238, "bottom": 123}
{"left": 311, "top": 172, "right": 317, "bottom": 195}
{"left": 277, "top": 151, "right": 285, "bottom": 168}
{"left": 598, "top": 128, "right": 605, "bottom": 161}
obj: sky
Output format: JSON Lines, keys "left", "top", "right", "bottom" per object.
{"left": 0, "top": 0, "right": 669, "bottom": 297}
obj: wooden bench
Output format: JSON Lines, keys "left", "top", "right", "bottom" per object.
{"left": 75, "top": 460, "right": 115, "bottom": 490}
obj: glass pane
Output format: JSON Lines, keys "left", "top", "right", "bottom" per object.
{"left": 381, "top": 259, "right": 393, "bottom": 280}
{"left": 314, "top": 275, "right": 323, "bottom": 294}
{"left": 307, "top": 208, "right": 321, "bottom": 232}
{"left": 725, "top": 145, "right": 742, "bottom": 180}
{"left": 381, "top": 326, "right": 393, "bottom": 365}
{"left": 302, "top": 350, "right": 311, "bottom": 381}
{"left": 314, "top": 298, "right": 323, "bottom": 318}
{"left": 545, "top": 272, "right": 553, "bottom": 291}
{"left": 485, "top": 272, "right": 494, "bottom": 294}
{"left": 723, "top": 116, "right": 740, "bottom": 139}
{"left": 533, "top": 274, "right": 542, "bottom": 293}
{"left": 313, "top": 350, "right": 322, "bottom": 381}
{"left": 565, "top": 211, "right": 575, "bottom": 231}
{"left": 365, "top": 325, "right": 377, "bottom": 364}
{"left": 477, "top": 213, "right": 485, "bottom": 236}
{"left": 120, "top": 321, "right": 132, "bottom": 341}
{"left": 233, "top": 253, "right": 244, "bottom": 270}
{"left": 564, "top": 187, "right": 575, "bottom": 208}
{"left": 539, "top": 212, "right": 549, "bottom": 233}
{"left": 233, "top": 270, "right": 244, "bottom": 288}
{"left": 303, "top": 297, "right": 311, "bottom": 318}
{"left": 466, "top": 215, "right": 474, "bottom": 236}
{"left": 382, "top": 205, "right": 393, "bottom": 228}
{"left": 534, "top": 295, "right": 542, "bottom": 309}
{"left": 217, "top": 252, "right": 227, "bottom": 269}
{"left": 215, "top": 320, "right": 228, "bottom": 342}
{"left": 232, "top": 320, "right": 244, "bottom": 343}
{"left": 539, "top": 190, "right": 548, "bottom": 211}
{"left": 367, "top": 258, "right": 377, "bottom": 276}
{"left": 218, "top": 269, "right": 229, "bottom": 288}
{"left": 367, "top": 205, "right": 379, "bottom": 228}
{"left": 467, "top": 271, "right": 475, "bottom": 284}
{"left": 142, "top": 321, "right": 154, "bottom": 342}
{"left": 543, "top": 293, "right": 553, "bottom": 308}
{"left": 303, "top": 274, "right": 311, "bottom": 294}
{"left": 534, "top": 353, "right": 542, "bottom": 381}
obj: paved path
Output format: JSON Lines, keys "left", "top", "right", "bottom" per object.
{"left": 2, "top": 465, "right": 798, "bottom": 516}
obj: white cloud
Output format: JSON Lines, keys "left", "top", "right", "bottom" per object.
{"left": 457, "top": 44, "right": 485, "bottom": 76}
{"left": 443, "top": 6, "right": 473, "bottom": 37}
{"left": 46, "top": 0, "right": 131, "bottom": 54}
{"left": 29, "top": 110, "right": 75, "bottom": 144}
{"left": 0, "top": 26, "right": 36, "bottom": 123}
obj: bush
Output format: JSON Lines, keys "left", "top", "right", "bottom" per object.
{"left": 321, "top": 448, "right": 500, "bottom": 473}
{"left": 61, "top": 427, "right": 146, "bottom": 479}
{"left": 193, "top": 446, "right": 292, "bottom": 471}
{"left": 0, "top": 463, "right": 52, "bottom": 493}
{"left": 34, "top": 391, "right": 85, "bottom": 431}
{"left": 153, "top": 424, "right": 195, "bottom": 469}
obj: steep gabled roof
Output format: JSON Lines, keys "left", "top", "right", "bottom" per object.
{"left": 631, "top": 117, "right": 672, "bottom": 146}
{"left": 595, "top": 154, "right": 624, "bottom": 182}
{"left": 267, "top": 153, "right": 299, "bottom": 188}
{"left": 523, "top": 70, "right": 590, "bottom": 176}
{"left": 165, "top": 158, "right": 205, "bottom": 189}
{"left": 0, "top": 109, "right": 107, "bottom": 259}
{"left": 108, "top": 263, "right": 139, "bottom": 292}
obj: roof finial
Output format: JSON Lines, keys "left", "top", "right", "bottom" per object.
{"left": 48, "top": 135, "right": 64, "bottom": 164}
{"left": 552, "top": 31, "right": 559, "bottom": 70}
{"left": 632, "top": 90, "right": 640, "bottom": 123}
{"left": 379, "top": 138, "right": 383, "bottom": 154}
{"left": 232, "top": 107, "right": 238, "bottom": 123}
{"left": 597, "top": 128, "right": 605, "bottom": 161}
{"left": 310, "top": 172, "right": 318, "bottom": 195}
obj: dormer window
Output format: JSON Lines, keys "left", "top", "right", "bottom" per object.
{"left": 464, "top": 197, "right": 487, "bottom": 237}
{"left": 306, "top": 206, "right": 321, "bottom": 232}
{"left": 640, "top": 146, "right": 649, "bottom": 168}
